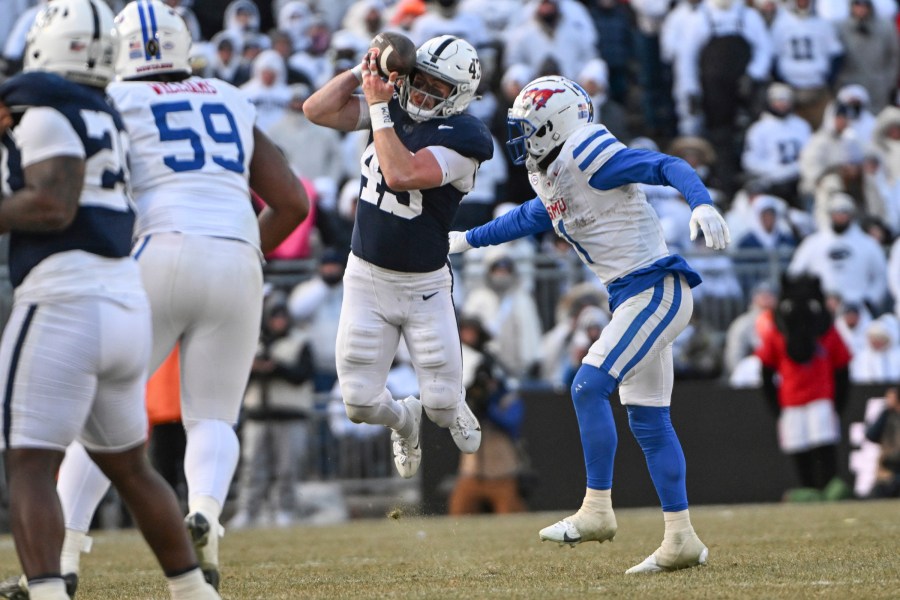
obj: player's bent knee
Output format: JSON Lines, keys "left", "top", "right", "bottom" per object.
{"left": 421, "top": 383, "right": 458, "bottom": 427}
{"left": 570, "top": 364, "right": 618, "bottom": 404}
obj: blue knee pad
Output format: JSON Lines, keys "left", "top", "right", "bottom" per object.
{"left": 570, "top": 364, "right": 619, "bottom": 490}
{"left": 626, "top": 405, "right": 688, "bottom": 512}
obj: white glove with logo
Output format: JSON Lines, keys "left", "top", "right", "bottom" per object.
{"left": 449, "top": 230, "right": 473, "bottom": 254}
{"left": 689, "top": 204, "right": 731, "bottom": 250}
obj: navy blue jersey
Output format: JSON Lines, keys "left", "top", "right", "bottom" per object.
{"left": 351, "top": 99, "right": 493, "bottom": 273}
{"left": 0, "top": 72, "right": 134, "bottom": 287}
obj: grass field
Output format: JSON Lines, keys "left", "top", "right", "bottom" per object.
{"left": 1, "top": 499, "right": 898, "bottom": 599}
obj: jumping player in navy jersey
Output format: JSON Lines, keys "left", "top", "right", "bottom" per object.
{"left": 304, "top": 35, "right": 493, "bottom": 478}
{"left": 0, "top": 1, "right": 219, "bottom": 598}
{"left": 450, "top": 75, "right": 730, "bottom": 574}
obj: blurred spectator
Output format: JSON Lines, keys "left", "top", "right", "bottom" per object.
{"left": 724, "top": 280, "right": 777, "bottom": 378}
{"left": 850, "top": 314, "right": 900, "bottom": 383}
{"left": 462, "top": 250, "right": 544, "bottom": 381}
{"left": 754, "top": 0, "right": 781, "bottom": 27}
{"left": 677, "top": 0, "right": 772, "bottom": 196}
{"left": 587, "top": 0, "right": 635, "bottom": 108}
{"left": 288, "top": 249, "right": 346, "bottom": 393}
{"left": 799, "top": 101, "right": 866, "bottom": 216}
{"left": 578, "top": 58, "right": 631, "bottom": 143}
{"left": 241, "top": 48, "right": 292, "bottom": 132}
{"left": 673, "top": 309, "right": 724, "bottom": 379}
{"left": 2, "top": 0, "right": 44, "bottom": 74}
{"left": 834, "top": 300, "right": 874, "bottom": 355}
{"left": 230, "top": 290, "right": 316, "bottom": 529}
{"left": 288, "top": 16, "right": 336, "bottom": 89}
{"left": 863, "top": 105, "right": 900, "bottom": 234}
{"left": 503, "top": 0, "right": 598, "bottom": 81}
{"left": 275, "top": 0, "right": 313, "bottom": 53}
{"left": 741, "top": 83, "right": 812, "bottom": 209}
{"left": 734, "top": 194, "right": 798, "bottom": 252}
{"left": 409, "top": 0, "right": 490, "bottom": 49}
{"left": 0, "top": 0, "right": 32, "bottom": 58}
{"left": 164, "top": 0, "right": 204, "bottom": 42}
{"left": 253, "top": 177, "right": 318, "bottom": 262}
{"left": 689, "top": 237, "right": 746, "bottom": 330}
{"left": 668, "top": 136, "right": 723, "bottom": 200}
{"left": 268, "top": 30, "right": 315, "bottom": 86}
{"left": 631, "top": 0, "right": 677, "bottom": 138}
{"left": 789, "top": 192, "right": 888, "bottom": 312}
{"left": 817, "top": 0, "right": 897, "bottom": 23}
{"left": 661, "top": 0, "right": 705, "bottom": 136}
{"left": 835, "top": 84, "right": 877, "bottom": 144}
{"left": 335, "top": 0, "right": 384, "bottom": 58}
{"left": 267, "top": 84, "right": 344, "bottom": 185}
{"left": 540, "top": 287, "right": 607, "bottom": 389}
{"left": 389, "top": 0, "right": 428, "bottom": 30}
{"left": 224, "top": 0, "right": 261, "bottom": 37}
{"left": 562, "top": 305, "right": 609, "bottom": 388}
{"left": 864, "top": 386, "right": 900, "bottom": 498}
{"left": 835, "top": 0, "right": 900, "bottom": 114}
{"left": 769, "top": 0, "right": 843, "bottom": 130}
{"left": 451, "top": 133, "right": 508, "bottom": 231}
{"left": 448, "top": 317, "right": 528, "bottom": 515}
{"left": 207, "top": 31, "right": 245, "bottom": 84}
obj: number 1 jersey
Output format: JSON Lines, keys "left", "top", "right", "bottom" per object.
{"left": 107, "top": 77, "right": 260, "bottom": 250}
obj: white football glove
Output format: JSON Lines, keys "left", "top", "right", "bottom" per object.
{"left": 689, "top": 204, "right": 731, "bottom": 250}
{"left": 449, "top": 230, "right": 473, "bottom": 254}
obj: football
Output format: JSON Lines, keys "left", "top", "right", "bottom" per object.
{"left": 369, "top": 31, "right": 417, "bottom": 79}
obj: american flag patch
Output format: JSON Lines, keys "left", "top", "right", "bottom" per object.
{"left": 129, "top": 40, "right": 142, "bottom": 59}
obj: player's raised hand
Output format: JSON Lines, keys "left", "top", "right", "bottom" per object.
{"left": 449, "top": 230, "right": 473, "bottom": 254}
{"left": 361, "top": 49, "right": 399, "bottom": 106}
{"left": 689, "top": 204, "right": 731, "bottom": 250}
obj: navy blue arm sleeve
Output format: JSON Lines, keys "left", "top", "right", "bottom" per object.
{"left": 588, "top": 148, "right": 713, "bottom": 209}
{"left": 466, "top": 197, "right": 553, "bottom": 248}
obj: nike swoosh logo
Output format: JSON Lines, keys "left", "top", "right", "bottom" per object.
{"left": 563, "top": 532, "right": 581, "bottom": 543}
{"left": 438, "top": 125, "right": 453, "bottom": 130}
{"left": 422, "top": 292, "right": 438, "bottom": 301}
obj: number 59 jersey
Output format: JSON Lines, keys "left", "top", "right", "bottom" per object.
{"left": 106, "top": 77, "right": 260, "bottom": 249}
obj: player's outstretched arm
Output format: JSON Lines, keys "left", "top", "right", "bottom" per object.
{"left": 250, "top": 127, "right": 310, "bottom": 254}
{"left": 0, "top": 155, "right": 83, "bottom": 234}
{"left": 303, "top": 65, "right": 366, "bottom": 132}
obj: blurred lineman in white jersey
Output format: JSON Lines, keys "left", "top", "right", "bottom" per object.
{"left": 0, "top": 1, "right": 221, "bottom": 598}
{"left": 45, "top": 0, "right": 308, "bottom": 593}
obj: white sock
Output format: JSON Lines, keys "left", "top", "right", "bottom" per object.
{"left": 28, "top": 578, "right": 69, "bottom": 600}
{"left": 167, "top": 568, "right": 216, "bottom": 600}
{"left": 188, "top": 495, "right": 223, "bottom": 526}
{"left": 60, "top": 528, "right": 92, "bottom": 576}
{"left": 184, "top": 419, "right": 239, "bottom": 510}
{"left": 57, "top": 442, "right": 111, "bottom": 533}
{"left": 579, "top": 488, "right": 612, "bottom": 514}
{"left": 662, "top": 509, "right": 694, "bottom": 538}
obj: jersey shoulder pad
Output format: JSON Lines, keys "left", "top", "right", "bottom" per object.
{"left": 431, "top": 113, "right": 494, "bottom": 162}
{"left": 0, "top": 72, "right": 118, "bottom": 127}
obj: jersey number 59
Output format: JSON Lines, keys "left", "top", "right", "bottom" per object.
{"left": 151, "top": 101, "right": 245, "bottom": 174}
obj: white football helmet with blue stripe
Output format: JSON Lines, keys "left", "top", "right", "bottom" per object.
{"left": 113, "top": 0, "right": 192, "bottom": 81}
{"left": 24, "top": 0, "right": 117, "bottom": 88}
{"left": 507, "top": 75, "right": 594, "bottom": 171}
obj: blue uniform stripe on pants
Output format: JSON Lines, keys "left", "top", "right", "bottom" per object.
{"left": 600, "top": 279, "right": 665, "bottom": 379}
{"left": 3, "top": 304, "right": 38, "bottom": 450}
{"left": 618, "top": 276, "right": 682, "bottom": 380}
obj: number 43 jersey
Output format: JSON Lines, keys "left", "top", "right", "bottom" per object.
{"left": 107, "top": 77, "right": 260, "bottom": 249}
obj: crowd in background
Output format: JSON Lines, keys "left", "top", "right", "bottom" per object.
{"left": 3, "top": 0, "right": 900, "bottom": 522}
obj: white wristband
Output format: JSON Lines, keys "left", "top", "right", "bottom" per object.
{"left": 350, "top": 64, "right": 363, "bottom": 84}
{"left": 369, "top": 102, "right": 393, "bottom": 131}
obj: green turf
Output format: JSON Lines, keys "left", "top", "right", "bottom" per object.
{"left": 1, "top": 500, "right": 898, "bottom": 599}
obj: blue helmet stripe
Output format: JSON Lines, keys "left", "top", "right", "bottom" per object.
{"left": 146, "top": 0, "right": 161, "bottom": 59}
{"left": 137, "top": 1, "right": 151, "bottom": 60}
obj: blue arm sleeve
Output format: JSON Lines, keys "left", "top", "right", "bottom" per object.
{"left": 465, "top": 197, "right": 552, "bottom": 248}
{"left": 588, "top": 148, "right": 713, "bottom": 209}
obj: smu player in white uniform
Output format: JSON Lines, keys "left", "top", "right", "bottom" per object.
{"left": 450, "top": 76, "right": 731, "bottom": 574}
{"left": 0, "top": 1, "right": 220, "bottom": 598}
{"left": 41, "top": 0, "right": 308, "bottom": 592}
{"left": 304, "top": 36, "right": 491, "bottom": 479}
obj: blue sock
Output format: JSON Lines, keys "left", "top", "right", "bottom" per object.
{"left": 570, "top": 364, "right": 618, "bottom": 490}
{"left": 627, "top": 405, "right": 688, "bottom": 512}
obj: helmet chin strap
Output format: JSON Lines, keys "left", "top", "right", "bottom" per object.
{"left": 536, "top": 144, "right": 563, "bottom": 171}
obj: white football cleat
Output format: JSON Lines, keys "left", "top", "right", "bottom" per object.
{"left": 185, "top": 511, "right": 223, "bottom": 590}
{"left": 539, "top": 509, "right": 617, "bottom": 547}
{"left": 449, "top": 397, "right": 481, "bottom": 453}
{"left": 625, "top": 531, "right": 708, "bottom": 574}
{"left": 391, "top": 396, "right": 422, "bottom": 478}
